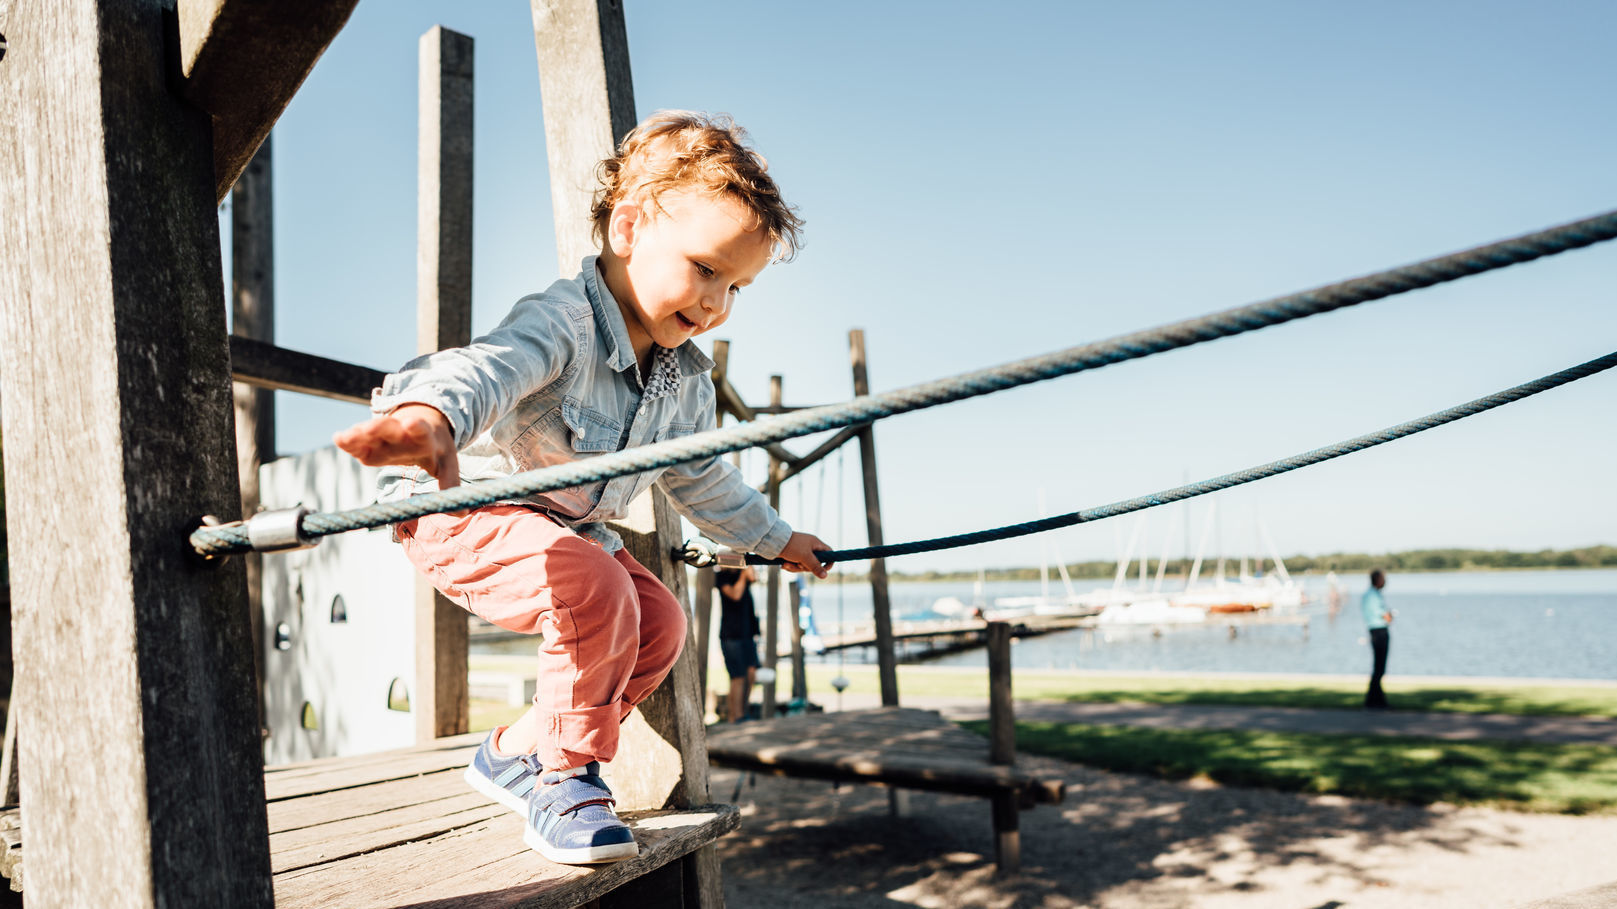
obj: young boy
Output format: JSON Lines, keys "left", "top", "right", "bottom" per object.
{"left": 335, "top": 111, "right": 829, "bottom": 864}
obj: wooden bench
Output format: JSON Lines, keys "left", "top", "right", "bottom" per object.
{"left": 0, "top": 733, "right": 737, "bottom": 908}
{"left": 705, "top": 623, "right": 1063, "bottom": 875}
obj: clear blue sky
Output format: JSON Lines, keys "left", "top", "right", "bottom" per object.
{"left": 235, "top": 1, "right": 1617, "bottom": 573}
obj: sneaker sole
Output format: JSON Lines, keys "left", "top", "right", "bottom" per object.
{"left": 522, "top": 826, "right": 639, "bottom": 864}
{"left": 463, "top": 765, "right": 530, "bottom": 818}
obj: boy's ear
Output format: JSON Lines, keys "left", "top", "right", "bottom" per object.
{"left": 606, "top": 199, "right": 641, "bottom": 257}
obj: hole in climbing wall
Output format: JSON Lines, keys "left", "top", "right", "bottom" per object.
{"left": 386, "top": 678, "right": 410, "bottom": 712}
{"left": 330, "top": 593, "right": 348, "bottom": 624}
{"left": 274, "top": 622, "right": 292, "bottom": 651}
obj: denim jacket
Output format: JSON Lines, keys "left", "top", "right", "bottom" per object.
{"left": 370, "top": 256, "right": 793, "bottom": 558}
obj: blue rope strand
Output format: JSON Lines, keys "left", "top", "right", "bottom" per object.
{"left": 752, "top": 351, "right": 1617, "bottom": 565}
{"left": 188, "top": 208, "right": 1617, "bottom": 557}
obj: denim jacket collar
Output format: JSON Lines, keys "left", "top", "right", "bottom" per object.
{"left": 582, "top": 255, "right": 716, "bottom": 380}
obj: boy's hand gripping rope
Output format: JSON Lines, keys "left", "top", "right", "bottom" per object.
{"left": 702, "top": 351, "right": 1617, "bottom": 567}
{"left": 189, "top": 208, "right": 1617, "bottom": 559}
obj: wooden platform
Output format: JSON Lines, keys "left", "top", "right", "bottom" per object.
{"left": 1, "top": 733, "right": 739, "bottom": 908}
{"left": 706, "top": 707, "right": 1064, "bottom": 805}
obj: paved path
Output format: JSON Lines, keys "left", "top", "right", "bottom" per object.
{"left": 823, "top": 693, "right": 1617, "bottom": 745}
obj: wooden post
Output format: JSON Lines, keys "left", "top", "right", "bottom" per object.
{"left": 986, "top": 621, "right": 1019, "bottom": 874}
{"left": 413, "top": 24, "right": 474, "bottom": 743}
{"left": 760, "top": 375, "right": 783, "bottom": 717}
{"left": 531, "top": 3, "right": 724, "bottom": 903}
{"left": 850, "top": 330, "right": 899, "bottom": 706}
{"left": 231, "top": 136, "right": 275, "bottom": 720}
{"left": 530, "top": 0, "right": 637, "bottom": 272}
{"left": 0, "top": 2, "right": 273, "bottom": 904}
{"left": 694, "top": 567, "right": 715, "bottom": 709}
{"left": 788, "top": 575, "right": 807, "bottom": 702}
{"left": 177, "top": 0, "right": 360, "bottom": 203}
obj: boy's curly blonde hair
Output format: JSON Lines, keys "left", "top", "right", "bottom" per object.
{"left": 592, "top": 111, "right": 804, "bottom": 263}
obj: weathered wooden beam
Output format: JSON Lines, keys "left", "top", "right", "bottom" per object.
{"left": 986, "top": 621, "right": 1019, "bottom": 873}
{"left": 0, "top": 2, "right": 273, "bottom": 904}
{"left": 850, "top": 330, "right": 900, "bottom": 707}
{"left": 228, "top": 336, "right": 385, "bottom": 404}
{"left": 178, "top": 0, "right": 360, "bottom": 202}
{"left": 532, "top": 2, "right": 724, "bottom": 902}
{"left": 693, "top": 567, "right": 715, "bottom": 706}
{"left": 530, "top": 0, "right": 637, "bottom": 271}
{"left": 760, "top": 376, "right": 784, "bottom": 718}
{"left": 232, "top": 134, "right": 275, "bottom": 722}
{"left": 770, "top": 424, "right": 862, "bottom": 489}
{"left": 413, "top": 24, "right": 474, "bottom": 745}
{"left": 788, "top": 574, "right": 807, "bottom": 702}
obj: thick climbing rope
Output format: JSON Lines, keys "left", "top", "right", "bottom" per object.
{"left": 188, "top": 208, "right": 1617, "bottom": 558}
{"left": 736, "top": 351, "right": 1617, "bottom": 565}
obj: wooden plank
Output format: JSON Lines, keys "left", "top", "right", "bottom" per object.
{"left": 264, "top": 730, "right": 482, "bottom": 777}
{"left": 272, "top": 805, "right": 739, "bottom": 909}
{"left": 849, "top": 330, "right": 899, "bottom": 706}
{"left": 229, "top": 335, "right": 386, "bottom": 404}
{"left": 265, "top": 744, "right": 480, "bottom": 802}
{"left": 177, "top": 0, "right": 360, "bottom": 202}
{"left": 272, "top": 793, "right": 503, "bottom": 874}
{"left": 266, "top": 767, "right": 473, "bottom": 834}
{"left": 232, "top": 134, "right": 275, "bottom": 720}
{"left": 0, "top": 2, "right": 273, "bottom": 904}
{"left": 414, "top": 24, "right": 475, "bottom": 744}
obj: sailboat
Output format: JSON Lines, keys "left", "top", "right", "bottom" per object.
{"left": 1169, "top": 502, "right": 1307, "bottom": 613}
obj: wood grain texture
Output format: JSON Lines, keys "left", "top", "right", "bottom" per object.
{"left": 228, "top": 335, "right": 386, "bottom": 404}
{"left": 178, "top": 0, "right": 359, "bottom": 202}
{"left": 849, "top": 330, "right": 900, "bottom": 706}
{"left": 413, "top": 25, "right": 476, "bottom": 744}
{"left": 232, "top": 134, "right": 275, "bottom": 718}
{"left": 529, "top": 0, "right": 637, "bottom": 271}
{"left": 0, "top": 2, "right": 272, "bottom": 904}
{"left": 706, "top": 708, "right": 1065, "bottom": 804}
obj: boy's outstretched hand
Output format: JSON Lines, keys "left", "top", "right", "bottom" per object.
{"left": 334, "top": 403, "right": 461, "bottom": 489}
{"left": 778, "top": 532, "right": 832, "bottom": 578}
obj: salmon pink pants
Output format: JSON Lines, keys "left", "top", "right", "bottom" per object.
{"left": 397, "top": 505, "right": 686, "bottom": 770}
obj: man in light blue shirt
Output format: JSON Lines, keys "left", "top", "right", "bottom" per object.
{"left": 1361, "top": 569, "right": 1392, "bottom": 709}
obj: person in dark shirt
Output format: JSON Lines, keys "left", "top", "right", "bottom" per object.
{"left": 716, "top": 566, "right": 760, "bottom": 722}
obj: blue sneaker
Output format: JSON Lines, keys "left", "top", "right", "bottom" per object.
{"left": 463, "top": 726, "right": 541, "bottom": 817}
{"left": 523, "top": 763, "right": 638, "bottom": 864}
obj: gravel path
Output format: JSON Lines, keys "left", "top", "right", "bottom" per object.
{"left": 713, "top": 755, "right": 1617, "bottom": 908}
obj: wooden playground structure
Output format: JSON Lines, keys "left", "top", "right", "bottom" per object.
{"left": 0, "top": 1, "right": 1065, "bottom": 906}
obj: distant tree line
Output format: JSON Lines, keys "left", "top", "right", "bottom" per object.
{"left": 886, "top": 545, "right": 1617, "bottom": 582}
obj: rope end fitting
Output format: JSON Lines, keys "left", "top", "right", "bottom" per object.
{"left": 245, "top": 505, "right": 320, "bottom": 553}
{"left": 672, "top": 538, "right": 750, "bottom": 569}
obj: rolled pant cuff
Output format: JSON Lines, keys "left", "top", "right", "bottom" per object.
{"left": 544, "top": 700, "right": 628, "bottom": 769}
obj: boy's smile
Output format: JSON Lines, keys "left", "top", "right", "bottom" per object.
{"left": 600, "top": 189, "right": 773, "bottom": 376}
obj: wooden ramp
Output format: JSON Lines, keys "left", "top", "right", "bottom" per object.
{"left": 2, "top": 733, "right": 738, "bottom": 908}
{"left": 706, "top": 707, "right": 1064, "bottom": 872}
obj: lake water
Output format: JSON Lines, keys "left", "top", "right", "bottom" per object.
{"left": 788, "top": 568, "right": 1617, "bottom": 681}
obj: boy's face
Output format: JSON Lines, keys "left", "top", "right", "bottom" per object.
{"left": 608, "top": 188, "right": 772, "bottom": 357}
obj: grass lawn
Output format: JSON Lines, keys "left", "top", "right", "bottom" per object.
{"left": 803, "top": 664, "right": 1617, "bottom": 718}
{"left": 961, "top": 720, "right": 1617, "bottom": 814}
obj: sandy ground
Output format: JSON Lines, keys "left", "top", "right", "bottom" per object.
{"left": 710, "top": 755, "right": 1617, "bottom": 909}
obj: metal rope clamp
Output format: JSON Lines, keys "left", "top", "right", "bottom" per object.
{"left": 673, "top": 538, "right": 749, "bottom": 569}
{"left": 246, "top": 505, "right": 320, "bottom": 553}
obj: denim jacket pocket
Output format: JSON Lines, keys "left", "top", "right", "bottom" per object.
{"left": 561, "top": 397, "right": 623, "bottom": 452}
{"left": 625, "top": 420, "right": 697, "bottom": 504}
